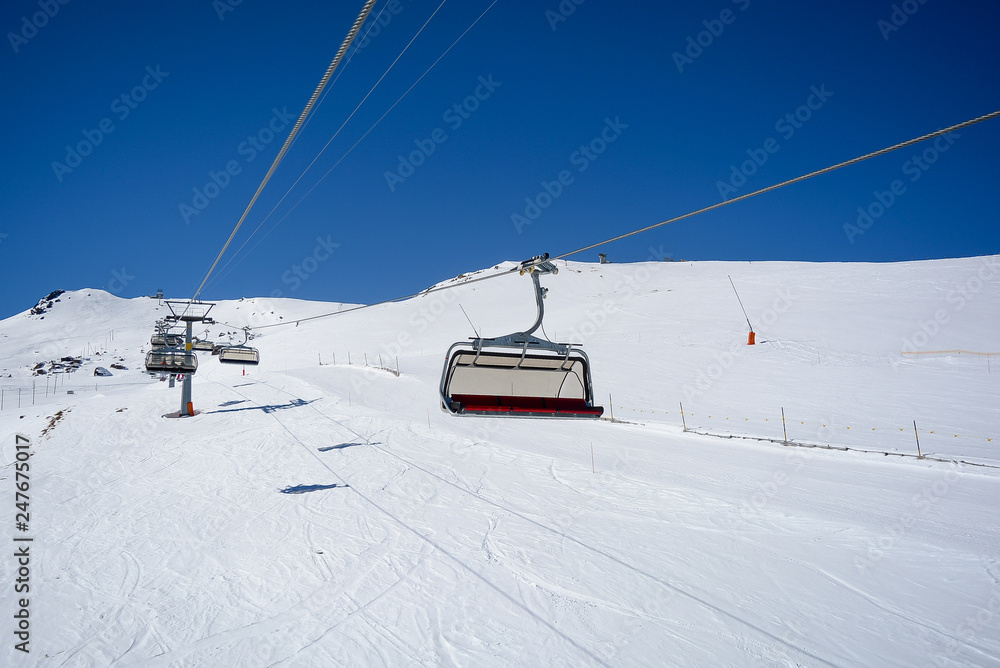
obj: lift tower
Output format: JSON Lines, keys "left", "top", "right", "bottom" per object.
{"left": 164, "top": 301, "right": 215, "bottom": 417}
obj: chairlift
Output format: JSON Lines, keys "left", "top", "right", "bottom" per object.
{"left": 440, "top": 254, "right": 603, "bottom": 418}
{"left": 145, "top": 348, "right": 198, "bottom": 374}
{"left": 150, "top": 333, "right": 183, "bottom": 349}
{"left": 218, "top": 327, "right": 260, "bottom": 366}
{"left": 192, "top": 338, "right": 214, "bottom": 351}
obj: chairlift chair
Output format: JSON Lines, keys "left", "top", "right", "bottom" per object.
{"left": 440, "top": 255, "right": 603, "bottom": 418}
{"left": 218, "top": 327, "right": 260, "bottom": 366}
{"left": 144, "top": 348, "right": 198, "bottom": 374}
{"left": 150, "top": 331, "right": 183, "bottom": 349}
{"left": 192, "top": 338, "right": 214, "bottom": 351}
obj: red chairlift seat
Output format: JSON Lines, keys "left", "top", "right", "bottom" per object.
{"left": 450, "top": 393, "right": 604, "bottom": 417}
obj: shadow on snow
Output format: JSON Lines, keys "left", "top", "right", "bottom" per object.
{"left": 318, "top": 442, "right": 376, "bottom": 452}
{"left": 206, "top": 397, "right": 317, "bottom": 414}
{"left": 280, "top": 483, "right": 349, "bottom": 494}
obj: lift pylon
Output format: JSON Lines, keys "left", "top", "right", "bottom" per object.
{"left": 160, "top": 301, "right": 215, "bottom": 417}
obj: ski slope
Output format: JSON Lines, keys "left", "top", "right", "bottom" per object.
{"left": 2, "top": 257, "right": 999, "bottom": 667}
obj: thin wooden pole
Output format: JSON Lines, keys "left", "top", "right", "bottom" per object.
{"left": 782, "top": 407, "right": 788, "bottom": 442}
{"left": 680, "top": 402, "right": 687, "bottom": 432}
{"left": 913, "top": 420, "right": 923, "bottom": 459}
{"left": 609, "top": 393, "right": 614, "bottom": 421}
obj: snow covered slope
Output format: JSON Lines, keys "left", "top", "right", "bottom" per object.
{"left": 1, "top": 257, "right": 998, "bottom": 666}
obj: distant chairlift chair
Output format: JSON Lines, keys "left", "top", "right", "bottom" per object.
{"left": 218, "top": 328, "right": 260, "bottom": 366}
{"left": 440, "top": 254, "right": 603, "bottom": 418}
{"left": 150, "top": 333, "right": 183, "bottom": 349}
{"left": 192, "top": 338, "right": 214, "bottom": 351}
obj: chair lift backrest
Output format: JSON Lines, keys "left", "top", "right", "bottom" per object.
{"left": 446, "top": 348, "right": 589, "bottom": 400}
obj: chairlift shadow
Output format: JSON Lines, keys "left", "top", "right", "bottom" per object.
{"left": 318, "top": 441, "right": 377, "bottom": 452}
{"left": 280, "top": 483, "right": 348, "bottom": 494}
{"left": 205, "top": 397, "right": 316, "bottom": 414}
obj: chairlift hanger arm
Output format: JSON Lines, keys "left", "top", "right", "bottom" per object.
{"left": 519, "top": 253, "right": 558, "bottom": 276}
{"left": 470, "top": 252, "right": 569, "bottom": 354}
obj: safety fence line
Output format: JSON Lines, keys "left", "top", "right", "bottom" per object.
{"left": 0, "top": 379, "right": 158, "bottom": 410}
{"left": 317, "top": 352, "right": 400, "bottom": 377}
{"left": 682, "top": 429, "right": 1000, "bottom": 471}
{"left": 902, "top": 350, "right": 999, "bottom": 357}
{"left": 608, "top": 405, "right": 996, "bottom": 445}
{"left": 609, "top": 405, "right": 997, "bottom": 461}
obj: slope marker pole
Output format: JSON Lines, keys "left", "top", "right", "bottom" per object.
{"left": 782, "top": 407, "right": 788, "bottom": 443}
{"left": 680, "top": 402, "right": 687, "bottom": 431}
{"left": 913, "top": 420, "right": 923, "bottom": 459}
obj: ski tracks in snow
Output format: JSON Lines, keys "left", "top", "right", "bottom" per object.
{"left": 230, "top": 376, "right": 843, "bottom": 666}
{"left": 211, "top": 377, "right": 620, "bottom": 667}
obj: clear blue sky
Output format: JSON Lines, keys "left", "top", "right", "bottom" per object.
{"left": 2, "top": 0, "right": 998, "bottom": 318}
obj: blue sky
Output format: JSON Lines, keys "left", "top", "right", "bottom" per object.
{"left": 1, "top": 0, "right": 998, "bottom": 318}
